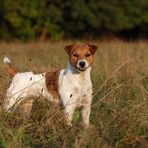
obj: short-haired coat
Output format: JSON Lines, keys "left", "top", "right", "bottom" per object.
{"left": 3, "top": 44, "right": 97, "bottom": 127}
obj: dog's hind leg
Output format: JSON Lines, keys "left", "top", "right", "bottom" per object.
{"left": 19, "top": 98, "right": 34, "bottom": 116}
{"left": 3, "top": 91, "right": 27, "bottom": 112}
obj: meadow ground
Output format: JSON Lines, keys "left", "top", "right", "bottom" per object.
{"left": 0, "top": 39, "right": 147, "bottom": 147}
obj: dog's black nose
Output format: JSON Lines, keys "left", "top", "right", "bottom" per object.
{"left": 79, "top": 61, "right": 85, "bottom": 68}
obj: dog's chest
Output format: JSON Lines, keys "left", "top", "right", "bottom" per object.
{"left": 73, "top": 78, "right": 92, "bottom": 98}
{"left": 68, "top": 76, "right": 92, "bottom": 107}
{"left": 60, "top": 70, "right": 92, "bottom": 100}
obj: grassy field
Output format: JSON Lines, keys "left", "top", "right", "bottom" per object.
{"left": 0, "top": 39, "right": 148, "bottom": 147}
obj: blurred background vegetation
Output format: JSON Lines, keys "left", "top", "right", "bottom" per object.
{"left": 0, "top": 1, "right": 148, "bottom": 147}
{"left": 0, "top": 0, "right": 148, "bottom": 40}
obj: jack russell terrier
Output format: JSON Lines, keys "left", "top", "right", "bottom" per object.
{"left": 3, "top": 44, "right": 98, "bottom": 127}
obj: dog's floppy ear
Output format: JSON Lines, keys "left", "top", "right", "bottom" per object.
{"left": 87, "top": 44, "right": 98, "bottom": 55}
{"left": 64, "top": 44, "right": 77, "bottom": 55}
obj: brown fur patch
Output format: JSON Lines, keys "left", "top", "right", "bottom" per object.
{"left": 45, "top": 70, "right": 60, "bottom": 100}
{"left": 6, "top": 64, "right": 17, "bottom": 77}
{"left": 69, "top": 45, "right": 95, "bottom": 68}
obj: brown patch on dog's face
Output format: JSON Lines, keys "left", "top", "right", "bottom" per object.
{"left": 64, "top": 44, "right": 98, "bottom": 71}
{"left": 45, "top": 71, "right": 60, "bottom": 100}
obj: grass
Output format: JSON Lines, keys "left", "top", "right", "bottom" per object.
{"left": 0, "top": 39, "right": 148, "bottom": 147}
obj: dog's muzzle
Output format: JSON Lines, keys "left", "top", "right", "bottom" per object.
{"left": 77, "top": 59, "right": 89, "bottom": 71}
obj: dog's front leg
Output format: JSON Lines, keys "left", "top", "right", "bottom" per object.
{"left": 64, "top": 104, "right": 76, "bottom": 126}
{"left": 82, "top": 98, "right": 92, "bottom": 128}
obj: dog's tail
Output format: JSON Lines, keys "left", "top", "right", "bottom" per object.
{"left": 3, "top": 57, "right": 17, "bottom": 77}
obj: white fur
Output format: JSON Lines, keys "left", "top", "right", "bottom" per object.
{"left": 4, "top": 72, "right": 53, "bottom": 111}
{"left": 4, "top": 61, "right": 92, "bottom": 127}
{"left": 59, "top": 62, "right": 92, "bottom": 126}
{"left": 3, "top": 57, "right": 11, "bottom": 64}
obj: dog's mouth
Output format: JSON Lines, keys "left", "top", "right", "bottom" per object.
{"left": 71, "top": 66, "right": 87, "bottom": 73}
{"left": 77, "top": 67, "right": 86, "bottom": 72}
{"left": 76, "top": 60, "right": 89, "bottom": 72}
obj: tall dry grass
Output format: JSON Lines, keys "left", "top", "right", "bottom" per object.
{"left": 0, "top": 39, "right": 148, "bottom": 147}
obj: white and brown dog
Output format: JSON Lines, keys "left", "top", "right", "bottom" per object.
{"left": 3, "top": 44, "right": 97, "bottom": 127}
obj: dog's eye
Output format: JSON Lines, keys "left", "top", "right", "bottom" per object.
{"left": 73, "top": 54, "right": 78, "bottom": 57}
{"left": 86, "top": 53, "right": 91, "bottom": 57}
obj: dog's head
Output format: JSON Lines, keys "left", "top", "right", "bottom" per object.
{"left": 64, "top": 44, "right": 98, "bottom": 72}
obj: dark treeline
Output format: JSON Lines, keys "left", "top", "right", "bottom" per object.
{"left": 0, "top": 0, "right": 148, "bottom": 40}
